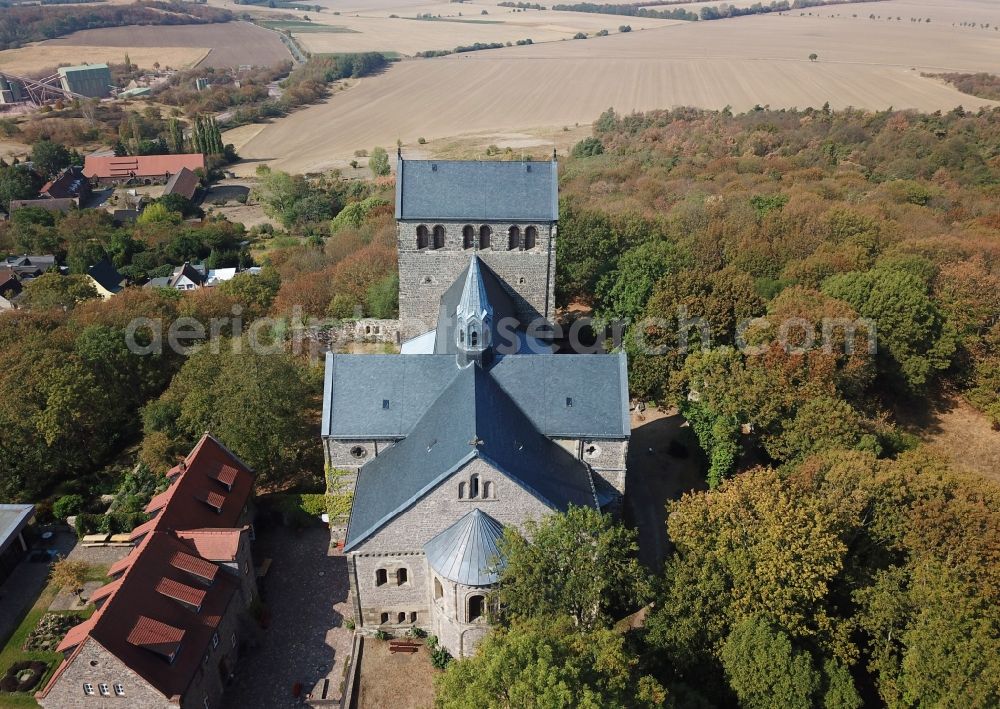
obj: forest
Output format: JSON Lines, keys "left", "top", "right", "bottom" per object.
{"left": 0, "top": 1, "right": 233, "bottom": 50}
{"left": 0, "top": 170, "right": 397, "bottom": 507}
{"left": 435, "top": 105, "right": 1000, "bottom": 706}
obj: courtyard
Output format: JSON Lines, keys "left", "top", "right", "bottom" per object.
{"left": 222, "top": 525, "right": 353, "bottom": 709}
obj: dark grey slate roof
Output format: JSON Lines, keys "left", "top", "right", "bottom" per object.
{"left": 434, "top": 257, "right": 517, "bottom": 355}
{"left": 87, "top": 257, "right": 124, "bottom": 294}
{"left": 323, "top": 355, "right": 460, "bottom": 439}
{"left": 324, "top": 351, "right": 628, "bottom": 440}
{"left": 343, "top": 364, "right": 598, "bottom": 551}
{"left": 395, "top": 158, "right": 558, "bottom": 222}
{"left": 424, "top": 509, "right": 506, "bottom": 587}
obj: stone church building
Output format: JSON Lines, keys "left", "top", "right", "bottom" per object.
{"left": 321, "top": 156, "right": 630, "bottom": 657}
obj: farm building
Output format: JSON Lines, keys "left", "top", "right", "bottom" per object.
{"left": 84, "top": 154, "right": 205, "bottom": 186}
{"left": 41, "top": 165, "right": 91, "bottom": 204}
{"left": 57, "top": 64, "right": 113, "bottom": 99}
{"left": 163, "top": 167, "right": 200, "bottom": 201}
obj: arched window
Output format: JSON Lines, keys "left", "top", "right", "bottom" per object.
{"left": 468, "top": 595, "right": 486, "bottom": 623}
{"left": 434, "top": 578, "right": 443, "bottom": 600}
{"left": 375, "top": 569, "right": 387, "bottom": 586}
{"left": 432, "top": 225, "right": 445, "bottom": 249}
{"left": 397, "top": 611, "right": 406, "bottom": 623}
{"left": 458, "top": 482, "right": 466, "bottom": 499}
{"left": 479, "top": 225, "right": 491, "bottom": 249}
{"left": 380, "top": 612, "right": 389, "bottom": 624}
{"left": 396, "top": 568, "right": 408, "bottom": 585}
{"left": 416, "top": 225, "right": 429, "bottom": 249}
{"left": 470, "top": 329, "right": 478, "bottom": 347}
{"left": 469, "top": 474, "right": 479, "bottom": 499}
{"left": 508, "top": 226, "right": 521, "bottom": 250}
{"left": 524, "top": 226, "right": 537, "bottom": 250}
{"left": 483, "top": 481, "right": 492, "bottom": 499}
{"left": 462, "top": 225, "right": 474, "bottom": 249}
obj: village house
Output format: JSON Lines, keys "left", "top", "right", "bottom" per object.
{"left": 41, "top": 165, "right": 92, "bottom": 205}
{"left": 84, "top": 154, "right": 206, "bottom": 187}
{"left": 37, "top": 435, "right": 256, "bottom": 709}
{"left": 322, "top": 156, "right": 630, "bottom": 658}
{"left": 86, "top": 258, "right": 126, "bottom": 299}
{"left": 144, "top": 263, "right": 260, "bottom": 291}
{"left": 0, "top": 269, "right": 23, "bottom": 310}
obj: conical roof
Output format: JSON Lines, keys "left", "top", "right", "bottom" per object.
{"left": 457, "top": 256, "right": 492, "bottom": 323}
{"left": 424, "top": 508, "right": 506, "bottom": 587}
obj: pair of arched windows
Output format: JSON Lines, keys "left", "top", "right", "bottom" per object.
{"left": 458, "top": 474, "right": 492, "bottom": 500}
{"left": 416, "top": 225, "right": 445, "bottom": 250}
{"left": 375, "top": 568, "right": 408, "bottom": 586}
{"left": 507, "top": 225, "right": 538, "bottom": 251}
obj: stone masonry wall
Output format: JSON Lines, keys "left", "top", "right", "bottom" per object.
{"left": 37, "top": 637, "right": 172, "bottom": 709}
{"left": 551, "top": 438, "right": 629, "bottom": 498}
{"left": 349, "top": 458, "right": 552, "bottom": 636}
{"left": 39, "top": 593, "right": 244, "bottom": 709}
{"left": 397, "top": 221, "right": 556, "bottom": 339}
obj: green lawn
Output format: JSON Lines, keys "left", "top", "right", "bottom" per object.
{"left": 0, "top": 564, "right": 107, "bottom": 708}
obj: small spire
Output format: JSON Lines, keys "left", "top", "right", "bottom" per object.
{"left": 397, "top": 146, "right": 402, "bottom": 160}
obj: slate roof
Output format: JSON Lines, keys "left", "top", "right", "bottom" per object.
{"left": 163, "top": 167, "right": 199, "bottom": 201}
{"left": 395, "top": 158, "right": 558, "bottom": 222}
{"left": 41, "top": 166, "right": 89, "bottom": 200}
{"left": 424, "top": 508, "right": 506, "bottom": 587}
{"left": 87, "top": 257, "right": 125, "bottom": 294}
{"left": 323, "top": 351, "right": 629, "bottom": 440}
{"left": 434, "top": 256, "right": 517, "bottom": 356}
{"left": 343, "top": 364, "right": 598, "bottom": 550}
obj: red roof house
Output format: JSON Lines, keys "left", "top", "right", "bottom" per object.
{"left": 37, "top": 435, "right": 257, "bottom": 709}
{"left": 83, "top": 154, "right": 205, "bottom": 184}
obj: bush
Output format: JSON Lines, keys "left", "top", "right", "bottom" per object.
{"left": 53, "top": 494, "right": 85, "bottom": 520}
{"left": 431, "top": 645, "right": 453, "bottom": 669}
{"left": 373, "top": 629, "right": 390, "bottom": 641}
{"left": 418, "top": 137, "right": 426, "bottom": 144}
{"left": 573, "top": 31, "right": 587, "bottom": 39}
{"left": 74, "top": 512, "right": 149, "bottom": 537}
{"left": 0, "top": 661, "right": 48, "bottom": 693}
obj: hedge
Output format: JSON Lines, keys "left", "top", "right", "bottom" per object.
{"left": 74, "top": 512, "right": 149, "bottom": 537}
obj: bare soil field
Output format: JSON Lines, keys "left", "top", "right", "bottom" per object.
{"left": 0, "top": 45, "right": 208, "bottom": 74}
{"left": 901, "top": 395, "right": 1000, "bottom": 486}
{"left": 236, "top": 5, "right": 998, "bottom": 174}
{"left": 356, "top": 638, "right": 437, "bottom": 709}
{"left": 295, "top": 10, "right": 675, "bottom": 55}
{"left": 41, "top": 21, "right": 291, "bottom": 69}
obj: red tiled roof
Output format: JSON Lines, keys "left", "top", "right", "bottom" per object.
{"left": 197, "top": 489, "right": 226, "bottom": 512}
{"left": 39, "top": 532, "right": 239, "bottom": 701}
{"left": 155, "top": 577, "right": 207, "bottom": 610}
{"left": 175, "top": 528, "right": 245, "bottom": 562}
{"left": 83, "top": 154, "right": 205, "bottom": 180}
{"left": 153, "top": 434, "right": 254, "bottom": 531}
{"left": 56, "top": 618, "right": 95, "bottom": 652}
{"left": 145, "top": 487, "right": 175, "bottom": 514}
{"left": 89, "top": 579, "right": 122, "bottom": 604}
{"left": 209, "top": 462, "right": 240, "bottom": 489}
{"left": 108, "top": 552, "right": 135, "bottom": 578}
{"left": 127, "top": 615, "right": 185, "bottom": 659}
{"left": 170, "top": 550, "right": 218, "bottom": 583}
{"left": 129, "top": 517, "right": 158, "bottom": 542}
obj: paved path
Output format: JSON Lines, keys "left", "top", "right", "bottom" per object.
{"left": 223, "top": 525, "right": 352, "bottom": 709}
{"left": 0, "top": 529, "right": 74, "bottom": 644}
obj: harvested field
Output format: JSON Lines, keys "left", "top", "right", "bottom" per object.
{"left": 0, "top": 45, "right": 208, "bottom": 74}
{"left": 42, "top": 21, "right": 291, "bottom": 68}
{"left": 237, "top": 5, "right": 998, "bottom": 174}
{"left": 289, "top": 3, "right": 675, "bottom": 55}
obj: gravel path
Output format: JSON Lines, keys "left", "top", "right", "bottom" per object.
{"left": 223, "top": 525, "right": 353, "bottom": 708}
